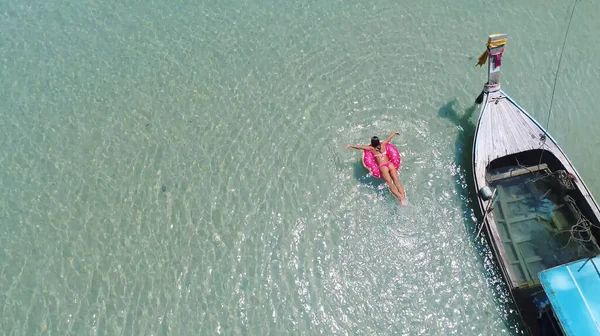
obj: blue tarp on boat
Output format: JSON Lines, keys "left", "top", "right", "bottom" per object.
{"left": 539, "top": 255, "right": 600, "bottom": 336}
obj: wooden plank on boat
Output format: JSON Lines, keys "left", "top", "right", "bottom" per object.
{"left": 524, "top": 256, "right": 542, "bottom": 264}
{"left": 504, "top": 194, "right": 530, "bottom": 203}
{"left": 496, "top": 185, "right": 534, "bottom": 284}
{"left": 508, "top": 213, "right": 539, "bottom": 224}
{"left": 474, "top": 92, "right": 544, "bottom": 175}
{"left": 487, "top": 164, "right": 548, "bottom": 182}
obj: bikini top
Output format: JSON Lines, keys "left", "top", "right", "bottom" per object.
{"left": 374, "top": 148, "right": 386, "bottom": 157}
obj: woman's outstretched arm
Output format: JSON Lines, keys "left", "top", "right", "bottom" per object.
{"left": 383, "top": 131, "right": 400, "bottom": 144}
{"left": 345, "top": 144, "right": 370, "bottom": 150}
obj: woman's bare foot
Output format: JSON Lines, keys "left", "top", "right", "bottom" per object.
{"left": 397, "top": 188, "right": 406, "bottom": 206}
{"left": 391, "top": 190, "right": 405, "bottom": 206}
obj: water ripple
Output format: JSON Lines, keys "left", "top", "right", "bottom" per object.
{"left": 3, "top": 0, "right": 594, "bottom": 335}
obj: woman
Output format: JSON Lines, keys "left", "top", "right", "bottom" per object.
{"left": 345, "top": 132, "right": 406, "bottom": 206}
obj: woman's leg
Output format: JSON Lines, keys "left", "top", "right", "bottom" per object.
{"left": 388, "top": 166, "right": 406, "bottom": 206}
{"left": 380, "top": 167, "right": 403, "bottom": 203}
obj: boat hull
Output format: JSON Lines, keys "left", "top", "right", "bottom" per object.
{"left": 472, "top": 89, "right": 600, "bottom": 335}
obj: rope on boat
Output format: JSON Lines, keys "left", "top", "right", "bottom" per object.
{"left": 522, "top": 166, "right": 599, "bottom": 254}
{"left": 537, "top": 0, "right": 579, "bottom": 166}
{"left": 545, "top": 0, "right": 579, "bottom": 129}
{"left": 549, "top": 195, "right": 600, "bottom": 254}
{"left": 555, "top": 170, "right": 576, "bottom": 190}
{"left": 530, "top": 169, "right": 577, "bottom": 190}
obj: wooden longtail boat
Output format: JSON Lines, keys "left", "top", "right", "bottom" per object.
{"left": 472, "top": 34, "right": 600, "bottom": 335}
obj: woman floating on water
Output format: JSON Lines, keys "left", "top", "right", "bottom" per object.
{"left": 345, "top": 132, "right": 407, "bottom": 206}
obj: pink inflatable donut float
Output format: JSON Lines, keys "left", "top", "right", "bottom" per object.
{"left": 362, "top": 143, "right": 401, "bottom": 179}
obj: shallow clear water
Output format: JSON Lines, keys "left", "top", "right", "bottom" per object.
{"left": 1, "top": 0, "right": 599, "bottom": 334}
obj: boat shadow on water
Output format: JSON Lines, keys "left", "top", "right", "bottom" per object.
{"left": 438, "top": 99, "right": 525, "bottom": 333}
{"left": 437, "top": 99, "right": 480, "bottom": 219}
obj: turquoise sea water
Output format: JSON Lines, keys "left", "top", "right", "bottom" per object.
{"left": 1, "top": 0, "right": 599, "bottom": 334}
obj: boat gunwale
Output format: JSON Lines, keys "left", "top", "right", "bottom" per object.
{"left": 472, "top": 91, "right": 521, "bottom": 290}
